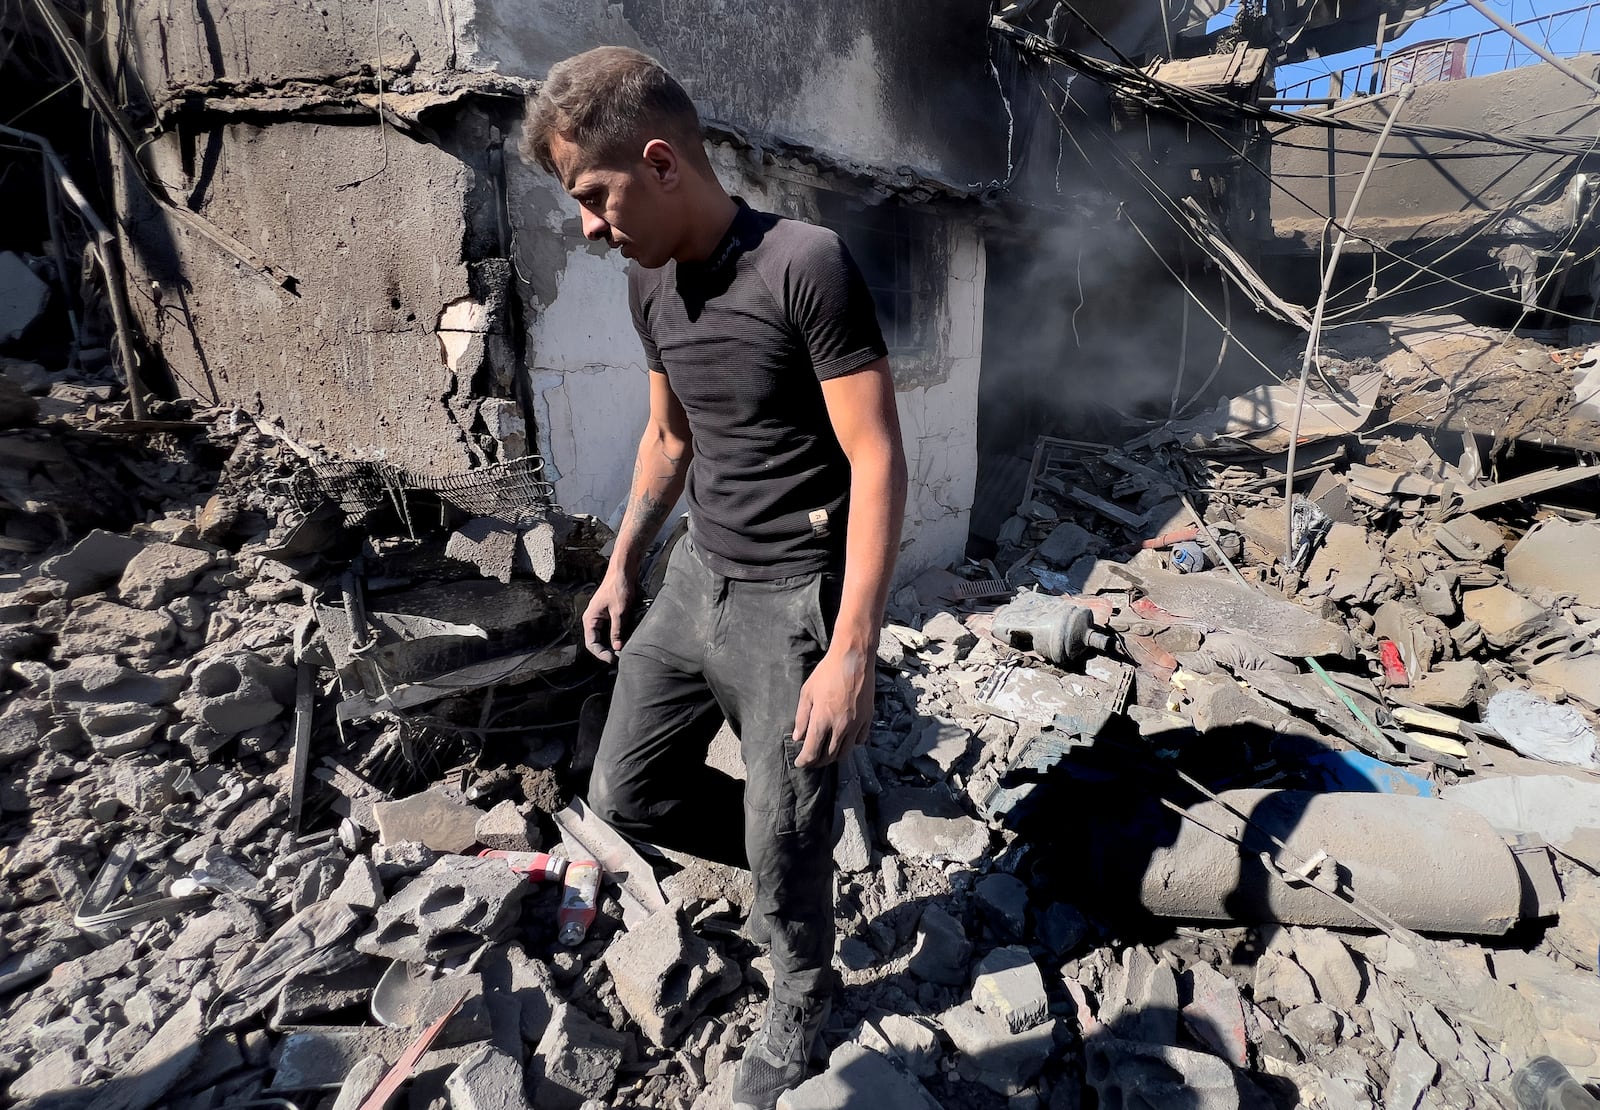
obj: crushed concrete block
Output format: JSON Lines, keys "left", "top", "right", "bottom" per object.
{"left": 1083, "top": 1037, "right": 1244, "bottom": 1110}
{"left": 51, "top": 657, "right": 183, "bottom": 711}
{"left": 878, "top": 787, "right": 989, "bottom": 865}
{"left": 1382, "top": 1037, "right": 1437, "bottom": 1110}
{"left": 185, "top": 652, "right": 288, "bottom": 737}
{"left": 371, "top": 840, "right": 439, "bottom": 881}
{"left": 328, "top": 856, "right": 385, "bottom": 910}
{"left": 0, "top": 251, "right": 49, "bottom": 342}
{"left": 910, "top": 718, "right": 972, "bottom": 777}
{"left": 974, "top": 872, "right": 1028, "bottom": 940}
{"left": 357, "top": 857, "right": 528, "bottom": 963}
{"left": 777, "top": 1042, "right": 942, "bottom": 1110}
{"left": 1182, "top": 962, "right": 1248, "bottom": 1067}
{"left": 1288, "top": 927, "right": 1362, "bottom": 1011}
{"left": 941, "top": 1001, "right": 1054, "bottom": 1096}
{"left": 55, "top": 599, "right": 177, "bottom": 661}
{"left": 1306, "top": 522, "right": 1388, "bottom": 603}
{"left": 475, "top": 800, "right": 538, "bottom": 852}
{"left": 331, "top": 1053, "right": 389, "bottom": 1110}
{"left": 1410, "top": 660, "right": 1486, "bottom": 710}
{"left": 117, "top": 542, "right": 213, "bottom": 609}
{"left": 41, "top": 530, "right": 146, "bottom": 598}
{"left": 1434, "top": 514, "right": 1504, "bottom": 561}
{"left": 274, "top": 961, "right": 383, "bottom": 1026}
{"left": 447, "top": 517, "right": 518, "bottom": 584}
{"left": 532, "top": 1001, "right": 625, "bottom": 1110}
{"left": 1462, "top": 586, "right": 1548, "bottom": 648}
{"left": 374, "top": 786, "right": 480, "bottom": 853}
{"left": 971, "top": 946, "right": 1047, "bottom": 1034}
{"left": 852, "top": 1012, "right": 939, "bottom": 1078}
{"left": 446, "top": 1044, "right": 532, "bottom": 1110}
{"left": 518, "top": 520, "right": 558, "bottom": 583}
{"left": 908, "top": 905, "right": 970, "bottom": 986}
{"left": 603, "top": 904, "right": 741, "bottom": 1048}
{"left": 1280, "top": 1002, "right": 1340, "bottom": 1056}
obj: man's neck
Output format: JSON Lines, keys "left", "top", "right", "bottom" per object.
{"left": 674, "top": 190, "right": 740, "bottom": 264}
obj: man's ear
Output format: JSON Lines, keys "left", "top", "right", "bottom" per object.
{"left": 642, "top": 138, "right": 680, "bottom": 189}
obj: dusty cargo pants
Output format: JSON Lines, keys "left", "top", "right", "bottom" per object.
{"left": 587, "top": 536, "right": 840, "bottom": 1006}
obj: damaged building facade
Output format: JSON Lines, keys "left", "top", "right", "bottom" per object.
{"left": 108, "top": 0, "right": 1006, "bottom": 580}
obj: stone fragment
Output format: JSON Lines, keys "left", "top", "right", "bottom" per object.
{"left": 974, "top": 873, "right": 1028, "bottom": 940}
{"left": 940, "top": 1001, "right": 1054, "bottom": 1096}
{"left": 357, "top": 857, "right": 528, "bottom": 963}
{"left": 274, "top": 961, "right": 383, "bottom": 1026}
{"left": 1253, "top": 950, "right": 1317, "bottom": 1009}
{"left": 1433, "top": 513, "right": 1504, "bottom": 561}
{"left": 603, "top": 904, "right": 741, "bottom": 1048}
{"left": 971, "top": 946, "right": 1047, "bottom": 1034}
{"left": 919, "top": 611, "right": 975, "bottom": 653}
{"left": 1100, "top": 947, "right": 1179, "bottom": 1046}
{"left": 1036, "top": 902, "right": 1088, "bottom": 957}
{"left": 1038, "top": 521, "right": 1099, "bottom": 567}
{"left": 446, "top": 1044, "right": 533, "bottom": 1110}
{"left": 1183, "top": 962, "right": 1248, "bottom": 1067}
{"left": 118, "top": 542, "right": 213, "bottom": 609}
{"left": 331, "top": 1053, "right": 389, "bottom": 1110}
{"left": 1548, "top": 880, "right": 1600, "bottom": 972}
{"left": 852, "top": 1012, "right": 939, "bottom": 1078}
{"left": 833, "top": 770, "right": 872, "bottom": 874}
{"left": 908, "top": 905, "right": 970, "bottom": 985}
{"left": 374, "top": 786, "right": 480, "bottom": 853}
{"left": 778, "top": 1042, "right": 942, "bottom": 1110}
{"left": 911, "top": 718, "right": 972, "bottom": 777}
{"left": 1506, "top": 517, "right": 1600, "bottom": 607}
{"left": 475, "top": 800, "right": 538, "bottom": 852}
{"left": 371, "top": 840, "right": 439, "bottom": 881}
{"left": 1083, "top": 1037, "right": 1243, "bottom": 1110}
{"left": 83, "top": 998, "right": 205, "bottom": 1110}
{"left": 56, "top": 599, "right": 177, "bottom": 660}
{"left": 0, "top": 698, "right": 45, "bottom": 767}
{"left": 185, "top": 652, "right": 287, "bottom": 737}
{"left": 447, "top": 517, "right": 518, "bottom": 584}
{"left": 0, "top": 251, "right": 50, "bottom": 342}
{"left": 1289, "top": 927, "right": 1363, "bottom": 1011}
{"left": 532, "top": 1001, "right": 625, "bottom": 1110}
{"left": 329, "top": 856, "right": 385, "bottom": 910}
{"left": 1409, "top": 660, "right": 1486, "bottom": 710}
{"left": 878, "top": 787, "right": 988, "bottom": 865}
{"left": 41, "top": 530, "right": 145, "bottom": 598}
{"left": 8, "top": 1047, "right": 80, "bottom": 1101}
{"left": 1382, "top": 1037, "right": 1436, "bottom": 1110}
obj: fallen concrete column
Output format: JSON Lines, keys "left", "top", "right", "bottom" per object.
{"left": 1104, "top": 789, "right": 1523, "bottom": 935}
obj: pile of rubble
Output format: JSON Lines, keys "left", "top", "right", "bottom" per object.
{"left": 2, "top": 304, "right": 1600, "bottom": 1110}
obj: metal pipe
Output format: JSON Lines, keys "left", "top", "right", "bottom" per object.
{"left": 1461, "top": 0, "right": 1600, "bottom": 97}
{"left": 1283, "top": 83, "right": 1414, "bottom": 561}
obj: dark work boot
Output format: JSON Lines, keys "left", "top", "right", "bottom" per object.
{"left": 730, "top": 993, "right": 830, "bottom": 1110}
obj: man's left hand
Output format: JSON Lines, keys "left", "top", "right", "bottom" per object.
{"left": 792, "top": 645, "right": 873, "bottom": 767}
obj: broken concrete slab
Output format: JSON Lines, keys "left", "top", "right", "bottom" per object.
{"left": 603, "top": 904, "right": 740, "bottom": 1048}
{"left": 1408, "top": 660, "right": 1486, "bottom": 710}
{"left": 374, "top": 785, "right": 481, "bottom": 853}
{"left": 777, "top": 1042, "right": 943, "bottom": 1110}
{"left": 1506, "top": 517, "right": 1600, "bottom": 606}
{"left": 357, "top": 856, "right": 529, "bottom": 963}
{"left": 1383, "top": 1036, "right": 1437, "bottom": 1110}
{"left": 1115, "top": 566, "right": 1353, "bottom": 658}
{"left": 117, "top": 542, "right": 214, "bottom": 609}
{"left": 1434, "top": 513, "right": 1504, "bottom": 562}
{"left": 971, "top": 946, "right": 1047, "bottom": 1034}
{"left": 185, "top": 652, "right": 287, "bottom": 737}
{"left": 851, "top": 1012, "right": 939, "bottom": 1079}
{"left": 940, "top": 1001, "right": 1055, "bottom": 1096}
{"left": 41, "top": 530, "right": 146, "bottom": 598}
{"left": 1446, "top": 774, "right": 1600, "bottom": 870}
{"left": 878, "top": 787, "right": 989, "bottom": 865}
{"left": 1461, "top": 585, "right": 1548, "bottom": 648}
{"left": 330, "top": 1053, "right": 389, "bottom": 1110}
{"left": 55, "top": 599, "right": 177, "bottom": 661}
{"left": 1305, "top": 522, "right": 1388, "bottom": 603}
{"left": 1548, "top": 880, "right": 1600, "bottom": 972}
{"left": 910, "top": 717, "right": 972, "bottom": 777}
{"left": 446, "top": 517, "right": 518, "bottom": 584}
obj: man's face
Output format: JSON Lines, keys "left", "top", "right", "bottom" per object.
{"left": 548, "top": 132, "right": 676, "bottom": 268}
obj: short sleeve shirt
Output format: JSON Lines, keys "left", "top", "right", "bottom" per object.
{"left": 628, "top": 199, "right": 887, "bottom": 579}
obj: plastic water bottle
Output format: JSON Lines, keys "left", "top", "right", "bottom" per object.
{"left": 1171, "top": 541, "right": 1209, "bottom": 574}
{"left": 1511, "top": 1056, "right": 1600, "bottom": 1109}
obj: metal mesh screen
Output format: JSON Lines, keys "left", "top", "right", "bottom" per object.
{"left": 294, "top": 454, "right": 556, "bottom": 527}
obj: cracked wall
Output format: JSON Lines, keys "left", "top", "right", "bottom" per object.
{"left": 514, "top": 145, "right": 985, "bottom": 582}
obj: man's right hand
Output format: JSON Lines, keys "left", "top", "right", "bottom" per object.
{"left": 582, "top": 573, "right": 636, "bottom": 663}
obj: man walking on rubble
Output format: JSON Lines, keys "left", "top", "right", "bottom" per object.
{"left": 521, "top": 46, "right": 908, "bottom": 1109}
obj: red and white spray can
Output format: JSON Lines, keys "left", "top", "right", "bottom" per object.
{"left": 558, "top": 859, "right": 603, "bottom": 946}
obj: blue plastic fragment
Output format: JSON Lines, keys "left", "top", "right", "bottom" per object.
{"left": 1305, "top": 749, "right": 1434, "bottom": 797}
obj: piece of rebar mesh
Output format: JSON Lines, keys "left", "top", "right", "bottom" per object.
{"left": 296, "top": 454, "right": 556, "bottom": 526}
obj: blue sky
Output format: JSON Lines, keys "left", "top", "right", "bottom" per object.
{"left": 1261, "top": 1, "right": 1600, "bottom": 99}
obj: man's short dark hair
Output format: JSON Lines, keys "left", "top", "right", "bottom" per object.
{"left": 521, "top": 46, "right": 704, "bottom": 174}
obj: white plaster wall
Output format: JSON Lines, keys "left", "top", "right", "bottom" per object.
{"left": 520, "top": 158, "right": 984, "bottom": 581}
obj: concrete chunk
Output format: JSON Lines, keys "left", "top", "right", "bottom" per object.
{"left": 907, "top": 905, "right": 970, "bottom": 985}
{"left": 532, "top": 1001, "right": 625, "bottom": 1110}
{"left": 357, "top": 856, "right": 528, "bottom": 963}
{"left": 974, "top": 873, "right": 1028, "bottom": 940}
{"left": 940, "top": 1001, "right": 1054, "bottom": 1096}
{"left": 184, "top": 652, "right": 288, "bottom": 737}
{"left": 42, "top": 530, "right": 145, "bottom": 598}
{"left": 331, "top": 1053, "right": 388, "bottom": 1110}
{"left": 1084, "top": 1037, "right": 1243, "bottom": 1110}
{"left": 971, "top": 946, "right": 1047, "bottom": 1034}
{"left": 476, "top": 800, "right": 538, "bottom": 852}
{"left": 777, "top": 1042, "right": 942, "bottom": 1110}
{"left": 446, "top": 1044, "right": 533, "bottom": 1110}
{"left": 374, "top": 786, "right": 481, "bottom": 853}
{"left": 1461, "top": 585, "right": 1546, "bottom": 648}
{"left": 117, "top": 542, "right": 213, "bottom": 609}
{"left": 878, "top": 787, "right": 988, "bottom": 865}
{"left": 852, "top": 1012, "right": 939, "bottom": 1078}
{"left": 1289, "top": 926, "right": 1363, "bottom": 1011}
{"left": 603, "top": 904, "right": 740, "bottom": 1048}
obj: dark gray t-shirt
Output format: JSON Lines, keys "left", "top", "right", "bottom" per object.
{"left": 629, "top": 200, "right": 888, "bottom": 580}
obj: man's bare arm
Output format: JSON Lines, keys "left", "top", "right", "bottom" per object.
{"left": 583, "top": 370, "right": 694, "bottom": 661}
{"left": 793, "top": 357, "right": 908, "bottom": 766}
